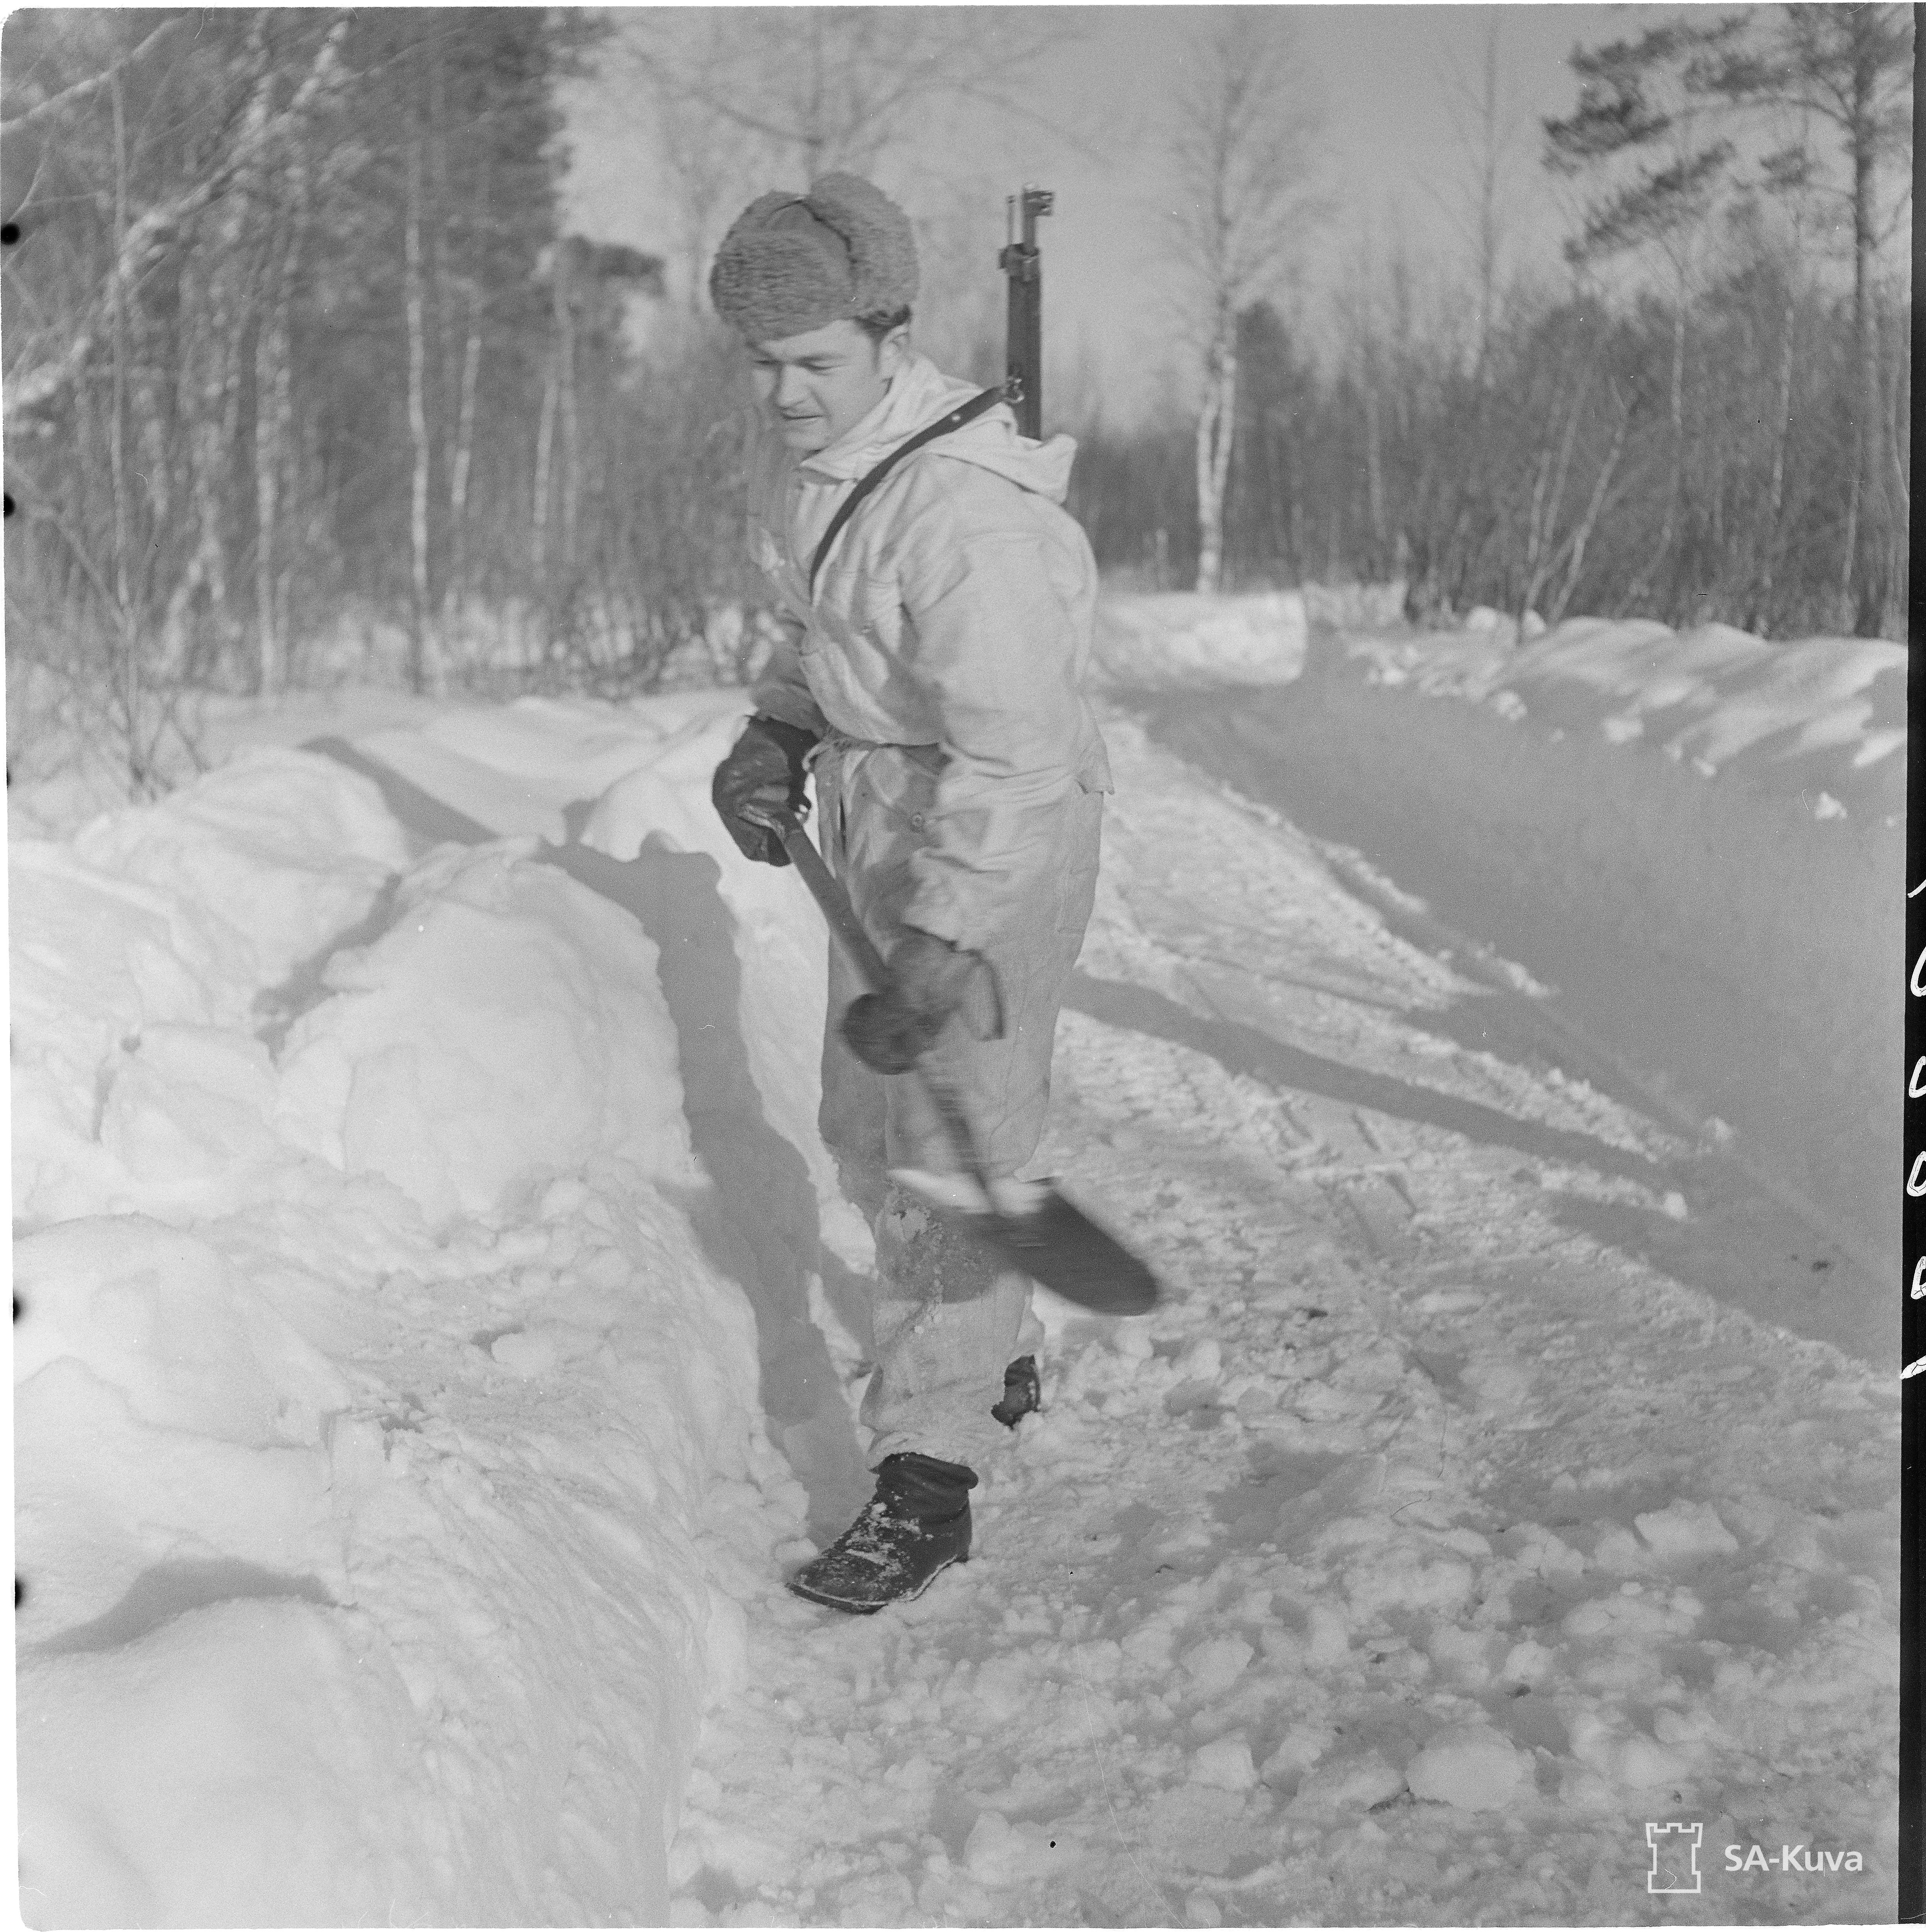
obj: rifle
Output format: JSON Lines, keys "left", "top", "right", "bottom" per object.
{"left": 999, "top": 185, "right": 1053, "bottom": 439}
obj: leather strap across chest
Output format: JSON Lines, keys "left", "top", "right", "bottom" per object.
{"left": 807, "top": 388, "right": 1003, "bottom": 599}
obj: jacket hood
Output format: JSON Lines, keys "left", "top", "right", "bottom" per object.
{"left": 798, "top": 351, "right": 1076, "bottom": 504}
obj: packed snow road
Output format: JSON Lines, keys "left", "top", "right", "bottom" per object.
{"left": 1142, "top": 627, "right": 1898, "bottom": 1370}
{"left": 10, "top": 667, "right": 1897, "bottom": 1925}
{"left": 667, "top": 710, "right": 1896, "bottom": 1927}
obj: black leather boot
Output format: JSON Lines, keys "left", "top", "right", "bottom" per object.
{"left": 787, "top": 1453, "right": 976, "bottom": 1613}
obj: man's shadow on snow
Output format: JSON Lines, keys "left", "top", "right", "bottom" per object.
{"left": 1064, "top": 969, "right": 1663, "bottom": 1184}
{"left": 306, "top": 737, "right": 872, "bottom": 1541}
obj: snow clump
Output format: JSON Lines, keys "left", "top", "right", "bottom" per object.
{"left": 1405, "top": 1724, "right": 1532, "bottom": 1810}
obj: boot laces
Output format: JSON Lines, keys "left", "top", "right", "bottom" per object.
{"left": 834, "top": 1499, "right": 905, "bottom": 1572}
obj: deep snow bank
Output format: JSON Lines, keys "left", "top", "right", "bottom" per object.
{"left": 1346, "top": 616, "right": 1905, "bottom": 814}
{"left": 1093, "top": 592, "right": 1308, "bottom": 690}
{"left": 12, "top": 707, "right": 827, "bottom": 1923}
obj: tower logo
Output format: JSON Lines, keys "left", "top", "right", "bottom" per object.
{"left": 1647, "top": 1822, "right": 1703, "bottom": 1895}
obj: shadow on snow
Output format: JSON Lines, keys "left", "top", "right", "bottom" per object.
{"left": 306, "top": 736, "right": 869, "bottom": 1539}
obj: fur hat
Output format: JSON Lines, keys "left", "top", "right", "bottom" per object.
{"left": 709, "top": 173, "right": 918, "bottom": 342}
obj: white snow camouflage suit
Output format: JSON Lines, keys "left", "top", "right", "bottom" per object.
{"left": 746, "top": 349, "right": 1112, "bottom": 1470}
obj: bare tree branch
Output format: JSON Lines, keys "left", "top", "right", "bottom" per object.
{"left": 620, "top": 8, "right": 1080, "bottom": 187}
{"left": 0, "top": 14, "right": 190, "bottom": 139}
{"left": 5, "top": 13, "right": 351, "bottom": 428}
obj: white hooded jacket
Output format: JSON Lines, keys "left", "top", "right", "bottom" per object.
{"left": 746, "top": 350, "right": 1112, "bottom": 947}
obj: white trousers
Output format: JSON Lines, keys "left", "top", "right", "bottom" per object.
{"left": 814, "top": 741, "right": 1102, "bottom": 1469}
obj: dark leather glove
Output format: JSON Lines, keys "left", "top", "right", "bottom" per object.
{"left": 841, "top": 928, "right": 1004, "bottom": 1074}
{"left": 711, "top": 715, "right": 819, "bottom": 866}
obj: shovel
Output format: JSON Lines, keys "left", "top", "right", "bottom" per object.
{"left": 761, "top": 805, "right": 1160, "bottom": 1317}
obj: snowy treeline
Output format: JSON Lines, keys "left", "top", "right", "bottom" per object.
{"left": 1066, "top": 241, "right": 1908, "bottom": 641}
{"left": 1077, "top": 8, "right": 1912, "bottom": 642}
{"left": 4, "top": 7, "right": 1909, "bottom": 818}
{"left": 3, "top": 9, "right": 759, "bottom": 786}
{"left": 1073, "top": 256, "right": 1910, "bottom": 641}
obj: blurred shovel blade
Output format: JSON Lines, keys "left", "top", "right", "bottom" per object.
{"left": 890, "top": 1169, "right": 1162, "bottom": 1317}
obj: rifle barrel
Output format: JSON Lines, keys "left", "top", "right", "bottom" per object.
{"left": 999, "top": 185, "right": 1052, "bottom": 439}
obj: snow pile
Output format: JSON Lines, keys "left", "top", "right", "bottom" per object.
{"left": 1345, "top": 626, "right": 1513, "bottom": 699}
{"left": 12, "top": 705, "right": 822, "bottom": 1923}
{"left": 1345, "top": 616, "right": 1905, "bottom": 808}
{"left": 272, "top": 845, "right": 696, "bottom": 1223}
{"left": 1300, "top": 579, "right": 1409, "bottom": 631}
{"left": 1092, "top": 592, "right": 1309, "bottom": 690}
{"left": 1459, "top": 604, "right": 1549, "bottom": 649}
{"left": 291, "top": 600, "right": 781, "bottom": 696}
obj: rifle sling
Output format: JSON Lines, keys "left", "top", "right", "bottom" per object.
{"left": 807, "top": 388, "right": 1003, "bottom": 599}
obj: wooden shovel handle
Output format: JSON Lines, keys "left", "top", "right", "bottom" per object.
{"left": 761, "top": 805, "right": 996, "bottom": 1200}
{"left": 762, "top": 807, "right": 889, "bottom": 990}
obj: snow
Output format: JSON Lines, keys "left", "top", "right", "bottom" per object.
{"left": 273, "top": 844, "right": 696, "bottom": 1221}
{"left": 1300, "top": 579, "right": 1411, "bottom": 632}
{"left": 1343, "top": 614, "right": 1907, "bottom": 801}
{"left": 1634, "top": 1500, "right": 1742, "bottom": 1562}
{"left": 1191, "top": 1733, "right": 1259, "bottom": 1791}
{"left": 1093, "top": 592, "right": 1308, "bottom": 690}
{"left": 1144, "top": 616, "right": 1901, "bottom": 1367}
{"left": 662, "top": 713, "right": 1896, "bottom": 1925}
{"left": 11, "top": 642, "right": 1899, "bottom": 1924}
{"left": 1404, "top": 1723, "right": 1530, "bottom": 1810}
{"left": 14, "top": 697, "right": 809, "bottom": 1923}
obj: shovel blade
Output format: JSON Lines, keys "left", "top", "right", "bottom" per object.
{"left": 890, "top": 1170, "right": 1161, "bottom": 1317}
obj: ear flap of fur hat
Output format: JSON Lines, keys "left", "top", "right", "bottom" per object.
{"left": 709, "top": 173, "right": 918, "bottom": 343}
{"left": 800, "top": 172, "right": 918, "bottom": 317}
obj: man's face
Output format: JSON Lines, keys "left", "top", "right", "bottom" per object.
{"left": 749, "top": 317, "right": 904, "bottom": 454}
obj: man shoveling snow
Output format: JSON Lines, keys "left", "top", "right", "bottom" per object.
{"left": 705, "top": 173, "right": 1112, "bottom": 1612}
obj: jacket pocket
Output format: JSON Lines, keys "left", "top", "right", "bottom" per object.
{"left": 847, "top": 741, "right": 942, "bottom": 836}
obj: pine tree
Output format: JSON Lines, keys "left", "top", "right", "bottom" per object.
{"left": 1544, "top": 16, "right": 1746, "bottom": 616}
{"left": 1693, "top": 4, "right": 1913, "bottom": 635}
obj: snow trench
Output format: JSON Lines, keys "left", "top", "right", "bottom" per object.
{"left": 12, "top": 701, "right": 847, "bottom": 1924}
{"left": 11, "top": 646, "right": 1903, "bottom": 1925}
{"left": 664, "top": 712, "right": 1898, "bottom": 1925}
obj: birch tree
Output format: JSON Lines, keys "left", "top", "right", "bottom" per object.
{"left": 1163, "top": 12, "right": 1323, "bottom": 595}
{"left": 4, "top": 11, "right": 578, "bottom": 725}
{"left": 5, "top": 11, "right": 352, "bottom": 783}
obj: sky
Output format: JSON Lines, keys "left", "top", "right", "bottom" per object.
{"left": 562, "top": 5, "right": 1649, "bottom": 420}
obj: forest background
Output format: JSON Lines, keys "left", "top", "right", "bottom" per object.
{"left": 1, "top": 6, "right": 1912, "bottom": 795}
